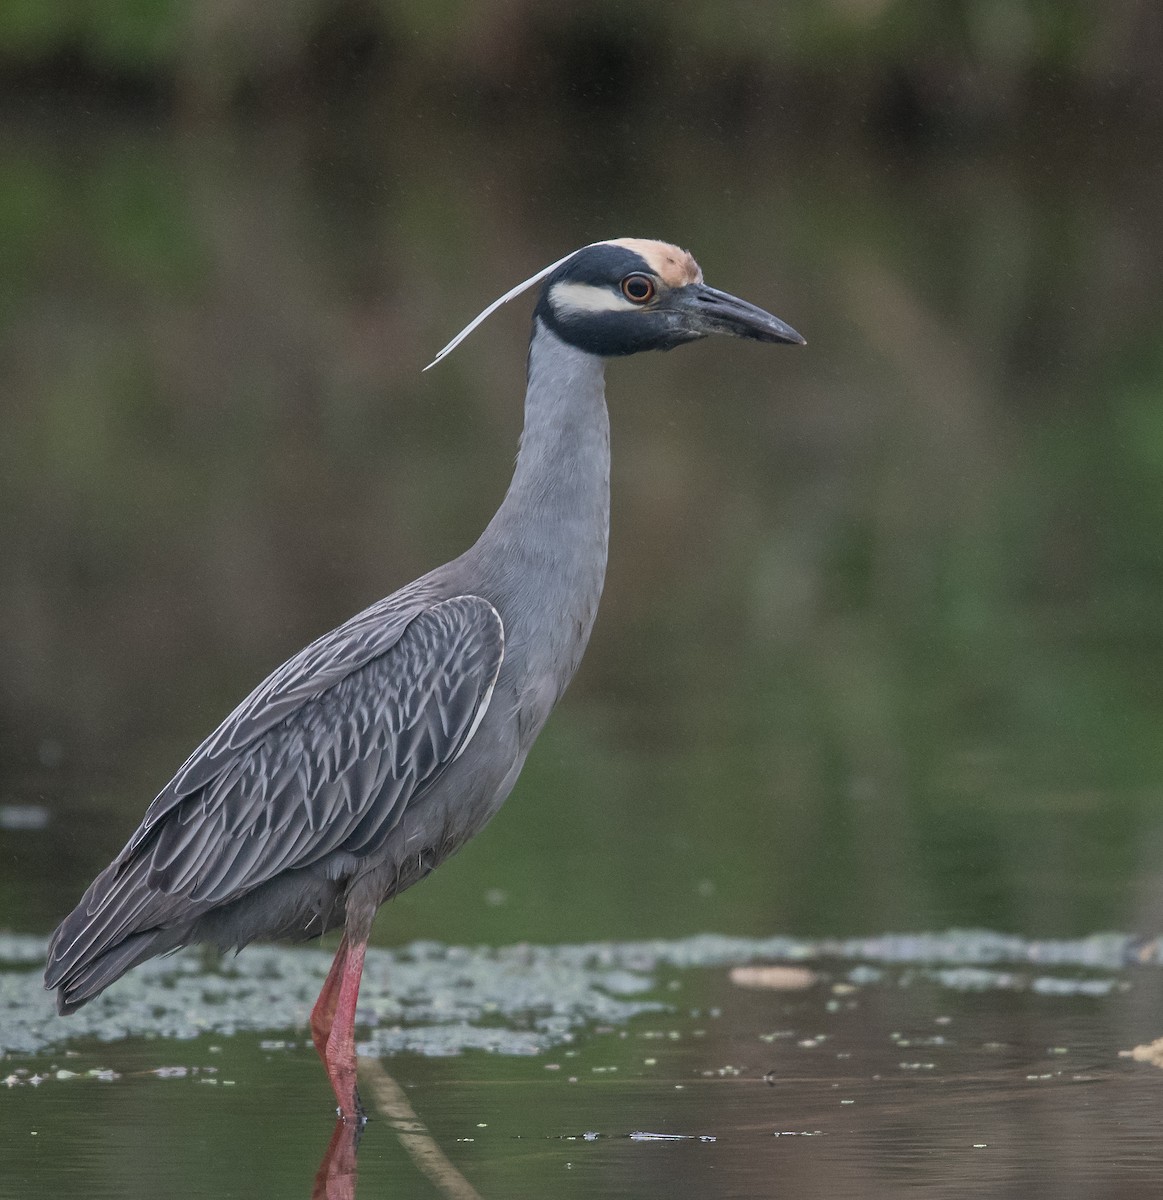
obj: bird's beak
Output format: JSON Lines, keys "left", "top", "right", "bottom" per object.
{"left": 670, "top": 283, "right": 806, "bottom": 346}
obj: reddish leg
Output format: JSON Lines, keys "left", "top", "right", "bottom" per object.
{"left": 310, "top": 934, "right": 350, "bottom": 1064}
{"left": 323, "top": 937, "right": 368, "bottom": 1123}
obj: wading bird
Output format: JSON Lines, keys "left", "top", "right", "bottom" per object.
{"left": 45, "top": 239, "right": 804, "bottom": 1121}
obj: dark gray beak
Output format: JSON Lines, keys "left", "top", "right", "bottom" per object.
{"left": 673, "top": 283, "right": 806, "bottom": 346}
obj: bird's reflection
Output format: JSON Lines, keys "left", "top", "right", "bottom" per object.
{"left": 310, "top": 1059, "right": 482, "bottom": 1200}
{"left": 312, "top": 1118, "right": 362, "bottom": 1200}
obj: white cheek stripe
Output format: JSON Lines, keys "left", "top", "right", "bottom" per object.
{"left": 549, "top": 281, "right": 638, "bottom": 315}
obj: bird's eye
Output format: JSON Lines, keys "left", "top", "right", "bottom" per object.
{"left": 621, "top": 274, "right": 655, "bottom": 304}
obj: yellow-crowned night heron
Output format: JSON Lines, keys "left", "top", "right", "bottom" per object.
{"left": 44, "top": 238, "right": 804, "bottom": 1121}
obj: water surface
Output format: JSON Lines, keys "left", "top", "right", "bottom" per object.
{"left": 3, "top": 100, "right": 1163, "bottom": 1196}
{"left": 6, "top": 932, "right": 1163, "bottom": 1197}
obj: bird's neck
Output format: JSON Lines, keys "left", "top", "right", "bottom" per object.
{"left": 473, "top": 319, "right": 610, "bottom": 688}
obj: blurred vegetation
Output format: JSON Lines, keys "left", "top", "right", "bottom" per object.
{"left": 2, "top": 87, "right": 1163, "bottom": 948}
{"left": 0, "top": 0, "right": 1158, "bottom": 128}
{"left": 2, "top": 0, "right": 1163, "bottom": 960}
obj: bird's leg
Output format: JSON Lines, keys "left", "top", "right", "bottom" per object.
{"left": 310, "top": 934, "right": 350, "bottom": 1064}
{"left": 324, "top": 937, "right": 368, "bottom": 1123}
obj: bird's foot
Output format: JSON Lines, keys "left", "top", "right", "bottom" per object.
{"left": 335, "top": 1086, "right": 367, "bottom": 1126}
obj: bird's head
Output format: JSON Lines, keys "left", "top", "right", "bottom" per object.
{"left": 425, "top": 237, "right": 804, "bottom": 370}
{"left": 536, "top": 238, "right": 804, "bottom": 357}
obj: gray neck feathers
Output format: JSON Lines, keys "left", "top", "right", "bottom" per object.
{"left": 471, "top": 318, "right": 610, "bottom": 695}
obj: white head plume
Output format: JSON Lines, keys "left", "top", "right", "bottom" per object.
{"left": 423, "top": 242, "right": 603, "bottom": 372}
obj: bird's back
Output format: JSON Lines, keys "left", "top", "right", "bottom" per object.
{"left": 44, "top": 570, "right": 512, "bottom": 1013}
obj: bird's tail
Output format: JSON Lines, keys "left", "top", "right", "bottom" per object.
{"left": 44, "top": 851, "right": 188, "bottom": 1014}
{"left": 49, "top": 926, "right": 184, "bottom": 1014}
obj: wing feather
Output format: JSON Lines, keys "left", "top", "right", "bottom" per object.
{"left": 132, "top": 580, "right": 444, "bottom": 845}
{"left": 46, "top": 594, "right": 504, "bottom": 992}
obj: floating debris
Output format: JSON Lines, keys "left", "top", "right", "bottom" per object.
{"left": 628, "top": 1131, "right": 716, "bottom": 1142}
{"left": 5, "top": 1066, "right": 125, "bottom": 1087}
{"left": 0, "top": 929, "right": 1151, "bottom": 1059}
{"left": 1, "top": 940, "right": 664, "bottom": 1059}
{"left": 729, "top": 966, "right": 816, "bottom": 990}
{"left": 0, "top": 806, "right": 49, "bottom": 832}
{"left": 1121, "top": 1038, "right": 1163, "bottom": 1068}
{"left": 0, "top": 935, "right": 49, "bottom": 967}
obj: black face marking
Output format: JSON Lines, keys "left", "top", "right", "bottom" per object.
{"left": 534, "top": 244, "right": 700, "bottom": 357}
{"left": 549, "top": 243, "right": 654, "bottom": 289}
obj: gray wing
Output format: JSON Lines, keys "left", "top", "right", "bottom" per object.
{"left": 161, "top": 579, "right": 441, "bottom": 808}
{"left": 46, "top": 594, "right": 504, "bottom": 988}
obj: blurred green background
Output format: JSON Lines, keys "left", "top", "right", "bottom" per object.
{"left": 3, "top": 0, "right": 1163, "bottom": 950}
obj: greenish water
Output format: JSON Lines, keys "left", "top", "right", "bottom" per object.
{"left": 5, "top": 932, "right": 1163, "bottom": 1198}
{"left": 3, "top": 97, "right": 1163, "bottom": 1196}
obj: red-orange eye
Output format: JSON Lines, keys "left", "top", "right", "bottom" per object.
{"left": 621, "top": 274, "right": 655, "bottom": 304}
